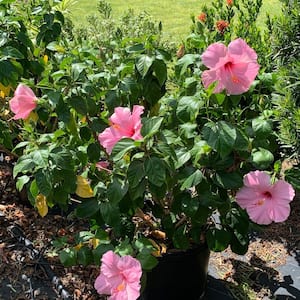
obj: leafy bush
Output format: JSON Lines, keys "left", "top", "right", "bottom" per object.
{"left": 1, "top": 0, "right": 299, "bottom": 298}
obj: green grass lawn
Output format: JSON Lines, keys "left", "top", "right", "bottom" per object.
{"left": 71, "top": 0, "right": 281, "bottom": 42}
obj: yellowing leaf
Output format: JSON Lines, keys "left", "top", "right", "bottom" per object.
{"left": 36, "top": 194, "right": 48, "bottom": 217}
{"left": 43, "top": 55, "right": 48, "bottom": 64}
{"left": 74, "top": 243, "right": 83, "bottom": 251}
{"left": 75, "top": 175, "right": 94, "bottom": 198}
{"left": 0, "top": 83, "right": 11, "bottom": 98}
{"left": 24, "top": 111, "right": 39, "bottom": 124}
{"left": 89, "top": 238, "right": 100, "bottom": 249}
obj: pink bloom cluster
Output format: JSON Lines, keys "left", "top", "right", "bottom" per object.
{"left": 236, "top": 171, "right": 295, "bottom": 225}
{"left": 98, "top": 105, "right": 144, "bottom": 154}
{"left": 94, "top": 251, "right": 142, "bottom": 300}
{"left": 201, "top": 38, "right": 260, "bottom": 95}
{"left": 9, "top": 84, "right": 37, "bottom": 120}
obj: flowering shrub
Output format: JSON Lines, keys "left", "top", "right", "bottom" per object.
{"left": 1, "top": 1, "right": 299, "bottom": 299}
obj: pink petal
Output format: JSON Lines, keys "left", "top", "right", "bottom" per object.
{"left": 201, "top": 69, "right": 225, "bottom": 93}
{"left": 15, "top": 84, "right": 36, "bottom": 98}
{"left": 201, "top": 42, "right": 228, "bottom": 69}
{"left": 110, "top": 107, "right": 132, "bottom": 127}
{"left": 272, "top": 180, "right": 295, "bottom": 202}
{"left": 94, "top": 273, "right": 113, "bottom": 295}
{"left": 228, "top": 38, "right": 258, "bottom": 63}
{"left": 243, "top": 171, "right": 271, "bottom": 189}
{"left": 236, "top": 186, "right": 261, "bottom": 209}
{"left": 219, "top": 62, "right": 258, "bottom": 95}
{"left": 132, "top": 105, "right": 144, "bottom": 123}
{"left": 98, "top": 127, "right": 123, "bottom": 154}
{"left": 246, "top": 203, "right": 273, "bottom": 225}
{"left": 268, "top": 202, "right": 291, "bottom": 223}
{"left": 9, "top": 84, "right": 37, "bottom": 120}
{"left": 101, "top": 251, "right": 121, "bottom": 277}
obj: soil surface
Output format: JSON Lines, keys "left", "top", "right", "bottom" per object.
{"left": 0, "top": 153, "right": 299, "bottom": 300}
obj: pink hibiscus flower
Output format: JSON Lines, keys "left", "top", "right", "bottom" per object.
{"left": 9, "top": 84, "right": 37, "bottom": 120}
{"left": 94, "top": 250, "right": 142, "bottom": 300}
{"left": 201, "top": 38, "right": 260, "bottom": 95}
{"left": 236, "top": 171, "right": 295, "bottom": 225}
{"left": 98, "top": 105, "right": 144, "bottom": 154}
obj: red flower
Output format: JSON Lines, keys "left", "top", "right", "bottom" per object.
{"left": 197, "top": 12, "right": 207, "bottom": 23}
{"left": 216, "top": 20, "right": 229, "bottom": 34}
{"left": 226, "top": 0, "right": 234, "bottom": 6}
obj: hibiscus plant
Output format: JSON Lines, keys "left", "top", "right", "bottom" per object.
{"left": 2, "top": 1, "right": 299, "bottom": 299}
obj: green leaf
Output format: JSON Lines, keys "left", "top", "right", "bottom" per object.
{"left": 206, "top": 228, "right": 231, "bottom": 252}
{"left": 284, "top": 168, "right": 300, "bottom": 190}
{"left": 141, "top": 117, "right": 163, "bottom": 138}
{"left": 100, "top": 203, "right": 120, "bottom": 227}
{"left": 175, "top": 54, "right": 201, "bottom": 77}
{"left": 77, "top": 247, "right": 93, "bottom": 266}
{"left": 13, "top": 157, "right": 35, "bottom": 178}
{"left": 69, "top": 96, "right": 88, "bottom": 115}
{"left": 176, "top": 96, "right": 200, "bottom": 123}
{"left": 71, "top": 63, "right": 86, "bottom": 80}
{"left": 144, "top": 156, "right": 166, "bottom": 187}
{"left": 152, "top": 58, "right": 167, "bottom": 85}
{"left": 115, "top": 239, "right": 134, "bottom": 256}
{"left": 59, "top": 248, "right": 77, "bottom": 267}
{"left": 136, "top": 55, "right": 154, "bottom": 77}
{"left": 172, "top": 225, "right": 190, "bottom": 249}
{"left": 202, "top": 121, "right": 237, "bottom": 158}
{"left": 35, "top": 170, "right": 52, "bottom": 197}
{"left": 111, "top": 138, "right": 138, "bottom": 161}
{"left": 137, "top": 250, "right": 158, "bottom": 271}
{"left": 16, "top": 175, "right": 30, "bottom": 192}
{"left": 75, "top": 198, "right": 101, "bottom": 218}
{"left": 32, "top": 150, "right": 49, "bottom": 168}
{"left": 87, "top": 142, "right": 101, "bottom": 162}
{"left": 250, "top": 148, "right": 274, "bottom": 169}
{"left": 180, "top": 169, "right": 203, "bottom": 190}
{"left": 107, "top": 177, "right": 128, "bottom": 204}
{"left": 214, "top": 171, "right": 243, "bottom": 189}
{"left": 252, "top": 117, "right": 273, "bottom": 137}
{"left": 127, "top": 160, "right": 145, "bottom": 188}
{"left": 175, "top": 148, "right": 191, "bottom": 169}
{"left": 2, "top": 46, "right": 24, "bottom": 59}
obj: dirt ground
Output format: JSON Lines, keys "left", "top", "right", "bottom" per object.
{"left": 0, "top": 154, "right": 299, "bottom": 300}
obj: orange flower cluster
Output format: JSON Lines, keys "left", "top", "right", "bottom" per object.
{"left": 216, "top": 20, "right": 229, "bottom": 34}
{"left": 226, "top": 0, "right": 234, "bottom": 6}
{"left": 197, "top": 12, "right": 207, "bottom": 23}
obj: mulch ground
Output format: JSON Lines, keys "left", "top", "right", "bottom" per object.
{"left": 0, "top": 153, "right": 299, "bottom": 300}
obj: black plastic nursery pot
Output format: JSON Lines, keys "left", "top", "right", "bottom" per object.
{"left": 139, "top": 243, "right": 210, "bottom": 300}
